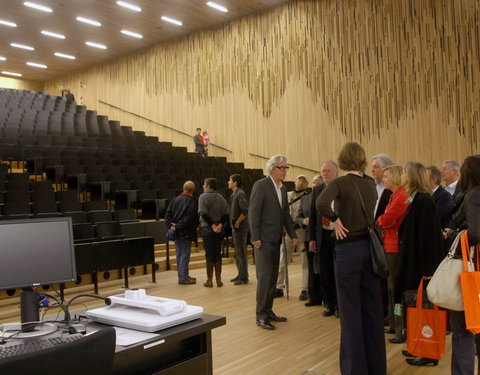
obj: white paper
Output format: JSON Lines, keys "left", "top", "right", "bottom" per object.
{"left": 114, "top": 326, "right": 160, "bottom": 346}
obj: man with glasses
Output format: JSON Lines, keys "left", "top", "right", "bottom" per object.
{"left": 249, "top": 155, "right": 297, "bottom": 330}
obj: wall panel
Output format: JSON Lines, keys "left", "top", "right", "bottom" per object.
{"left": 44, "top": 0, "right": 480, "bottom": 180}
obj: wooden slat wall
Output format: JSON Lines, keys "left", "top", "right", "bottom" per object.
{"left": 0, "top": 77, "right": 43, "bottom": 92}
{"left": 42, "top": 0, "right": 480, "bottom": 180}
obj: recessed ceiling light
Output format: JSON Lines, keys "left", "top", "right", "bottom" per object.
{"left": 10, "top": 43, "right": 35, "bottom": 51}
{"left": 116, "top": 1, "right": 141, "bottom": 12}
{"left": 54, "top": 52, "right": 76, "bottom": 60}
{"left": 2, "top": 71, "right": 22, "bottom": 77}
{"left": 161, "top": 16, "right": 182, "bottom": 26}
{"left": 206, "top": 2, "right": 228, "bottom": 12}
{"left": 27, "top": 61, "right": 47, "bottom": 69}
{"left": 85, "top": 41, "right": 107, "bottom": 49}
{"left": 121, "top": 30, "right": 143, "bottom": 39}
{"left": 41, "top": 30, "right": 66, "bottom": 39}
{"left": 76, "top": 17, "right": 101, "bottom": 26}
{"left": 0, "top": 56, "right": 6, "bottom": 61}
{"left": 23, "top": 1, "right": 53, "bottom": 13}
{"left": 0, "top": 19, "right": 17, "bottom": 27}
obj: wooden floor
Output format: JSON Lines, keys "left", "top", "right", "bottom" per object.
{"left": 1, "top": 259, "right": 476, "bottom": 375}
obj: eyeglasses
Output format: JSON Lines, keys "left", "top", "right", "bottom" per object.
{"left": 275, "top": 166, "right": 290, "bottom": 170}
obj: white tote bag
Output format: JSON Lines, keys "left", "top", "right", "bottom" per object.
{"left": 427, "top": 230, "right": 474, "bottom": 311}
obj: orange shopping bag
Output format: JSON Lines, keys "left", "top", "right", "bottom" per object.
{"left": 406, "top": 279, "right": 447, "bottom": 360}
{"left": 460, "top": 233, "right": 480, "bottom": 334}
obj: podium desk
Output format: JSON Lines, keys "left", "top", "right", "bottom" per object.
{"left": 93, "top": 314, "right": 226, "bottom": 375}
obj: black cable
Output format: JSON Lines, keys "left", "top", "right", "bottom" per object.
{"left": 64, "top": 294, "right": 111, "bottom": 322}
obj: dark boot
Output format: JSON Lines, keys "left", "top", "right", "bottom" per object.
{"left": 214, "top": 260, "right": 223, "bottom": 287}
{"left": 204, "top": 262, "right": 214, "bottom": 287}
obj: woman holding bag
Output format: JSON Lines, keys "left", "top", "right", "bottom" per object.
{"left": 445, "top": 155, "right": 480, "bottom": 375}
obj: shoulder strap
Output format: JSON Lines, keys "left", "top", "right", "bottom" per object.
{"left": 350, "top": 176, "right": 370, "bottom": 229}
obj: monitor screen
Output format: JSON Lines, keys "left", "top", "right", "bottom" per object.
{"left": 0, "top": 217, "right": 76, "bottom": 290}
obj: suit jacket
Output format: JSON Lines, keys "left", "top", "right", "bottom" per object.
{"left": 432, "top": 185, "right": 453, "bottom": 228}
{"left": 297, "top": 192, "right": 312, "bottom": 240}
{"left": 249, "top": 177, "right": 296, "bottom": 244}
{"left": 395, "top": 192, "right": 444, "bottom": 303}
{"left": 307, "top": 183, "right": 326, "bottom": 245}
{"left": 375, "top": 188, "right": 392, "bottom": 221}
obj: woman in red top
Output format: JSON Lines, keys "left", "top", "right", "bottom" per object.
{"left": 376, "top": 165, "right": 409, "bottom": 343}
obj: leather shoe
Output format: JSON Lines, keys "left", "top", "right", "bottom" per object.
{"left": 187, "top": 276, "right": 196, "bottom": 281}
{"left": 305, "top": 301, "right": 322, "bottom": 307}
{"left": 389, "top": 336, "right": 406, "bottom": 344}
{"left": 402, "top": 350, "right": 414, "bottom": 357}
{"left": 233, "top": 278, "right": 248, "bottom": 285}
{"left": 256, "top": 318, "right": 275, "bottom": 330}
{"left": 322, "top": 308, "right": 335, "bottom": 317}
{"left": 178, "top": 278, "right": 196, "bottom": 285}
{"left": 406, "top": 357, "right": 438, "bottom": 366}
{"left": 274, "top": 289, "right": 284, "bottom": 298}
{"left": 384, "top": 328, "right": 395, "bottom": 334}
{"left": 298, "top": 290, "right": 309, "bottom": 301}
{"left": 268, "top": 312, "right": 287, "bottom": 322}
{"left": 230, "top": 276, "right": 239, "bottom": 282}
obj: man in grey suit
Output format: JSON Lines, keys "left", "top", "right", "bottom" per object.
{"left": 249, "top": 154, "right": 297, "bottom": 330}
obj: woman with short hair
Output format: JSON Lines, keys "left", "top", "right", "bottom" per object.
{"left": 317, "top": 142, "right": 386, "bottom": 375}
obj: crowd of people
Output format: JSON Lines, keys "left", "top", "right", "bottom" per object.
{"left": 166, "top": 141, "right": 480, "bottom": 375}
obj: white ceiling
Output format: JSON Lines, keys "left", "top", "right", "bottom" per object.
{"left": 0, "top": 0, "right": 290, "bottom": 82}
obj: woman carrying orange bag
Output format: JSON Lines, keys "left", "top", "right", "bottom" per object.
{"left": 445, "top": 155, "right": 480, "bottom": 375}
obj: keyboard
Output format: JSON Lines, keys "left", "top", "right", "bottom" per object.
{"left": 0, "top": 333, "right": 84, "bottom": 359}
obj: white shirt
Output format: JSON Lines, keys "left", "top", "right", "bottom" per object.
{"left": 445, "top": 180, "right": 458, "bottom": 195}
{"left": 374, "top": 180, "right": 385, "bottom": 216}
{"left": 269, "top": 176, "right": 283, "bottom": 207}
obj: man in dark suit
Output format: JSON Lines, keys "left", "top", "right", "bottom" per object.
{"left": 308, "top": 160, "right": 339, "bottom": 316}
{"left": 371, "top": 154, "right": 394, "bottom": 220}
{"left": 427, "top": 165, "right": 453, "bottom": 229}
{"left": 249, "top": 154, "right": 297, "bottom": 330}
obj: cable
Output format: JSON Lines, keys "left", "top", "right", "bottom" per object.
{"left": 64, "top": 294, "right": 111, "bottom": 322}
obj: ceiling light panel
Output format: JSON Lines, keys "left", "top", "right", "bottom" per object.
{"left": 117, "top": 1, "right": 141, "bottom": 12}
{"left": 121, "top": 30, "right": 143, "bottom": 39}
{"left": 2, "top": 71, "right": 22, "bottom": 77}
{"left": 76, "top": 17, "right": 101, "bottom": 26}
{"left": 161, "top": 16, "right": 182, "bottom": 26}
{"left": 0, "top": 19, "right": 17, "bottom": 27}
{"left": 27, "top": 62, "right": 47, "bottom": 69}
{"left": 0, "top": 57, "right": 6, "bottom": 61}
{"left": 10, "top": 43, "right": 35, "bottom": 51}
{"left": 85, "top": 41, "right": 107, "bottom": 49}
{"left": 41, "top": 30, "right": 66, "bottom": 39}
{"left": 23, "top": 1, "right": 53, "bottom": 13}
{"left": 54, "top": 52, "right": 76, "bottom": 60}
{"left": 207, "top": 2, "right": 228, "bottom": 13}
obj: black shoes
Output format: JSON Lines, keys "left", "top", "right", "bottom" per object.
{"left": 230, "top": 276, "right": 239, "bottom": 282}
{"left": 274, "top": 288, "right": 284, "bottom": 298}
{"left": 299, "top": 290, "right": 309, "bottom": 301}
{"left": 384, "top": 328, "right": 395, "bottom": 334}
{"left": 402, "top": 350, "right": 413, "bottom": 357}
{"left": 268, "top": 312, "right": 287, "bottom": 322}
{"left": 389, "top": 336, "right": 406, "bottom": 344}
{"left": 256, "top": 318, "right": 275, "bottom": 330}
{"left": 322, "top": 308, "right": 336, "bottom": 317}
{"left": 178, "top": 278, "right": 196, "bottom": 285}
{"left": 305, "top": 301, "right": 322, "bottom": 307}
{"left": 233, "top": 278, "right": 248, "bottom": 285}
{"left": 406, "top": 357, "right": 438, "bottom": 366}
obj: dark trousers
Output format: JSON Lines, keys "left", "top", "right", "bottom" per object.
{"left": 319, "top": 229, "right": 337, "bottom": 309}
{"left": 335, "top": 237, "right": 387, "bottom": 375}
{"left": 255, "top": 241, "right": 281, "bottom": 319}
{"left": 232, "top": 224, "right": 249, "bottom": 280}
{"left": 201, "top": 227, "right": 223, "bottom": 263}
{"left": 306, "top": 243, "right": 323, "bottom": 304}
{"left": 174, "top": 238, "right": 192, "bottom": 282}
{"left": 449, "top": 309, "right": 480, "bottom": 375}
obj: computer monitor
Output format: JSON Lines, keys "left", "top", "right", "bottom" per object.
{"left": 0, "top": 217, "right": 76, "bottom": 326}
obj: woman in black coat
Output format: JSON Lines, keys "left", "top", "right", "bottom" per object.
{"left": 445, "top": 155, "right": 480, "bottom": 375}
{"left": 394, "top": 162, "right": 444, "bottom": 363}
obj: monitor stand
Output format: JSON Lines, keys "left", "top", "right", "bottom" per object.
{"left": 20, "top": 288, "right": 40, "bottom": 332}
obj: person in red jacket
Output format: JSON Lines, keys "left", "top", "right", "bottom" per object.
{"left": 376, "top": 165, "right": 409, "bottom": 343}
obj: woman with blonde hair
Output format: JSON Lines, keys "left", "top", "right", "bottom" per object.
{"left": 376, "top": 166, "right": 409, "bottom": 343}
{"left": 395, "top": 161, "right": 444, "bottom": 366}
{"left": 317, "top": 142, "right": 386, "bottom": 375}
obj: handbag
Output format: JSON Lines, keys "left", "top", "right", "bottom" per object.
{"left": 352, "top": 178, "right": 389, "bottom": 278}
{"left": 427, "top": 230, "right": 473, "bottom": 311}
{"left": 459, "top": 232, "right": 480, "bottom": 334}
{"left": 406, "top": 279, "right": 447, "bottom": 360}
